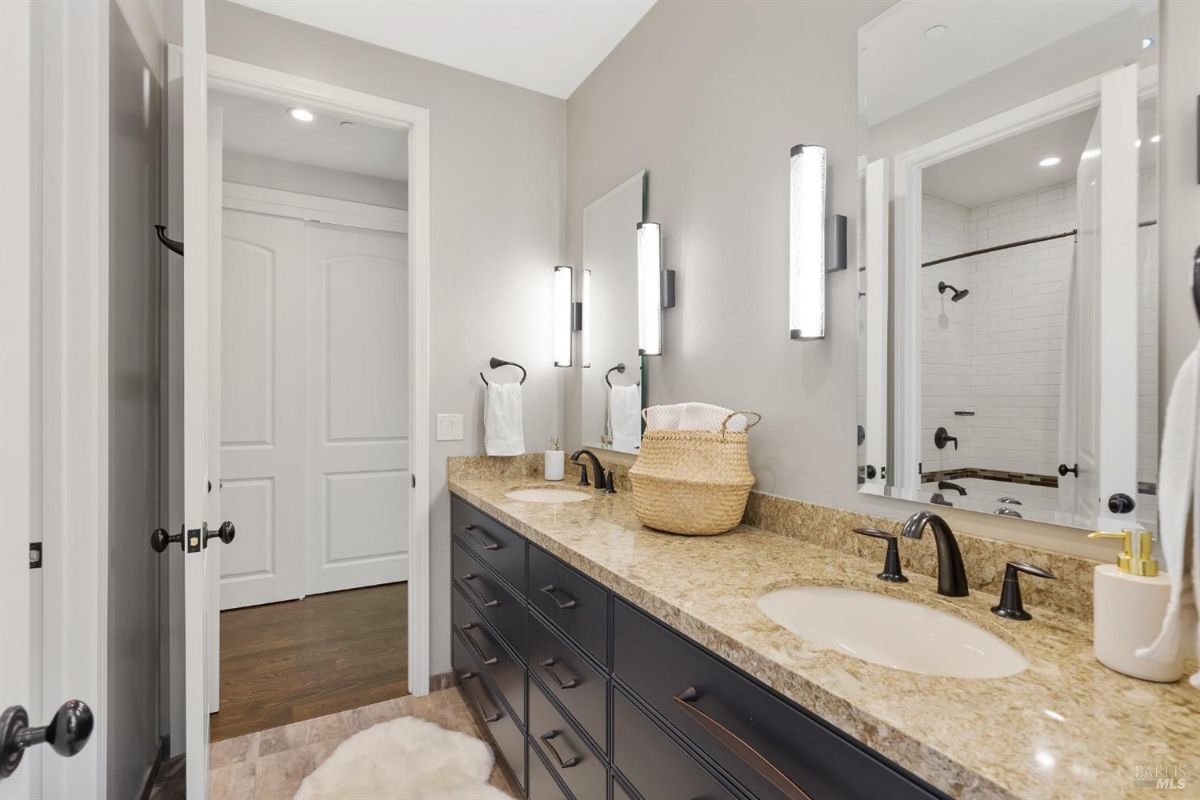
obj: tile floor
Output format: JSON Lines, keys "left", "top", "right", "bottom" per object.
{"left": 150, "top": 687, "right": 518, "bottom": 799}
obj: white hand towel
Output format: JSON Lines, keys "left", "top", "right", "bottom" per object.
{"left": 610, "top": 384, "right": 642, "bottom": 453}
{"left": 484, "top": 382, "right": 525, "bottom": 456}
{"left": 678, "top": 402, "right": 748, "bottom": 432}
{"left": 1137, "top": 344, "right": 1200, "bottom": 687}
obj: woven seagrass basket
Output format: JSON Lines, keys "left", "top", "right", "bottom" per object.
{"left": 629, "top": 410, "right": 762, "bottom": 535}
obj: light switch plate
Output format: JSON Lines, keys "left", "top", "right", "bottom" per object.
{"left": 436, "top": 413, "right": 464, "bottom": 441}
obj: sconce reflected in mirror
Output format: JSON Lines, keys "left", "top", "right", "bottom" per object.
{"left": 581, "top": 268, "right": 592, "bottom": 368}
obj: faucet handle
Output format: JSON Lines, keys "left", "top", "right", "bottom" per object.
{"left": 991, "top": 561, "right": 1056, "bottom": 620}
{"left": 853, "top": 528, "right": 908, "bottom": 583}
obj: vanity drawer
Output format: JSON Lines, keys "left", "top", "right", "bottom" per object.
{"left": 612, "top": 687, "right": 739, "bottom": 800}
{"left": 451, "top": 496, "right": 527, "bottom": 594}
{"left": 613, "top": 599, "right": 947, "bottom": 800}
{"left": 528, "top": 741, "right": 572, "bottom": 800}
{"left": 528, "top": 545, "right": 608, "bottom": 664}
{"left": 453, "top": 540, "right": 526, "bottom": 658}
{"left": 452, "top": 587, "right": 525, "bottom": 724}
{"left": 528, "top": 608, "right": 607, "bottom": 752}
{"left": 529, "top": 678, "right": 606, "bottom": 800}
{"left": 453, "top": 634, "right": 527, "bottom": 792}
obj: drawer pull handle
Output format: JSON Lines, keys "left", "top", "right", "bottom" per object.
{"left": 462, "top": 523, "right": 501, "bottom": 551}
{"left": 460, "top": 573, "right": 500, "bottom": 608}
{"left": 539, "top": 730, "right": 580, "bottom": 769}
{"left": 539, "top": 584, "right": 578, "bottom": 610}
{"left": 460, "top": 623, "right": 499, "bottom": 666}
{"left": 538, "top": 658, "right": 579, "bottom": 690}
{"left": 673, "top": 687, "right": 812, "bottom": 800}
{"left": 459, "top": 672, "right": 503, "bottom": 723}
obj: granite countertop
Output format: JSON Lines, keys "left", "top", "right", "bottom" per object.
{"left": 448, "top": 474, "right": 1197, "bottom": 800}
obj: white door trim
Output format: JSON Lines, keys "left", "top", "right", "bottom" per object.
{"left": 204, "top": 53, "right": 433, "bottom": 696}
{"left": 30, "top": 2, "right": 110, "bottom": 798}
{"left": 222, "top": 182, "right": 408, "bottom": 234}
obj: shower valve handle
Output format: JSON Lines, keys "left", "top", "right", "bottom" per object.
{"left": 934, "top": 427, "right": 958, "bottom": 451}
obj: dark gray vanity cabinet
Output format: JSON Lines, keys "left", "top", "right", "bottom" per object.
{"left": 449, "top": 495, "right": 951, "bottom": 800}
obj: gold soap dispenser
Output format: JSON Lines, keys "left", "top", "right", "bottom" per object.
{"left": 1088, "top": 529, "right": 1182, "bottom": 682}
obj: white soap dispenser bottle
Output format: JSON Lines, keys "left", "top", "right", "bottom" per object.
{"left": 544, "top": 437, "right": 565, "bottom": 482}
{"left": 1088, "top": 529, "right": 1183, "bottom": 682}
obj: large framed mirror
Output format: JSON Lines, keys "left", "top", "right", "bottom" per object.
{"left": 580, "top": 171, "right": 647, "bottom": 454}
{"left": 857, "top": 0, "right": 1159, "bottom": 533}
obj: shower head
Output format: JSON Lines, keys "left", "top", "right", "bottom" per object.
{"left": 938, "top": 281, "right": 969, "bottom": 302}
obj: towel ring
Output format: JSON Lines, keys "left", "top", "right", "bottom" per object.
{"left": 605, "top": 363, "right": 626, "bottom": 388}
{"left": 480, "top": 357, "right": 526, "bottom": 386}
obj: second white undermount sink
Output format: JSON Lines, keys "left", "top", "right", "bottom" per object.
{"left": 504, "top": 487, "right": 592, "bottom": 504}
{"left": 757, "top": 586, "right": 1027, "bottom": 679}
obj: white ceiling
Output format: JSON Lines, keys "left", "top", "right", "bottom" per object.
{"left": 226, "top": 0, "right": 658, "bottom": 99}
{"left": 860, "top": 0, "right": 1156, "bottom": 126}
{"left": 923, "top": 99, "right": 1158, "bottom": 209}
{"left": 210, "top": 89, "right": 408, "bottom": 181}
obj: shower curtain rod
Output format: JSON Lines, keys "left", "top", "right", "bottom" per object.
{"left": 921, "top": 219, "right": 1157, "bottom": 268}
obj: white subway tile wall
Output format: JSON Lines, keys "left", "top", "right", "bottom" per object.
{"left": 919, "top": 172, "right": 1158, "bottom": 522}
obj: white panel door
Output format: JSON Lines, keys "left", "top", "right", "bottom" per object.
{"left": 306, "top": 223, "right": 410, "bottom": 594}
{"left": 218, "top": 210, "right": 307, "bottom": 609}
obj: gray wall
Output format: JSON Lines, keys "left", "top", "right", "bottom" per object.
{"left": 195, "top": 0, "right": 567, "bottom": 676}
{"left": 107, "top": 0, "right": 163, "bottom": 795}
{"left": 565, "top": 0, "right": 1200, "bottom": 559}
{"left": 222, "top": 150, "right": 408, "bottom": 209}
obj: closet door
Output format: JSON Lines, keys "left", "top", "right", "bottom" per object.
{"left": 218, "top": 209, "right": 308, "bottom": 609}
{"left": 306, "top": 222, "right": 410, "bottom": 594}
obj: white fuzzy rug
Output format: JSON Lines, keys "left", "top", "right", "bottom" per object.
{"left": 293, "top": 716, "right": 511, "bottom": 800}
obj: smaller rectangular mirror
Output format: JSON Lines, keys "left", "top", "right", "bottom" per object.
{"left": 581, "top": 171, "right": 647, "bottom": 454}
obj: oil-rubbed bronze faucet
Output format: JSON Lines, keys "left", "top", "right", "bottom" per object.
{"left": 901, "top": 511, "right": 969, "bottom": 597}
{"left": 569, "top": 449, "right": 615, "bottom": 494}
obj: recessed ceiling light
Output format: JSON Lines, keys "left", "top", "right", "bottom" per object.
{"left": 1038, "top": 156, "right": 1061, "bottom": 168}
{"left": 924, "top": 24, "right": 947, "bottom": 39}
{"left": 288, "top": 107, "right": 314, "bottom": 123}
{"left": 340, "top": 121, "right": 356, "bottom": 130}
{"left": 1081, "top": 148, "right": 1101, "bottom": 160}
{"left": 1150, "top": 134, "right": 1161, "bottom": 144}
{"left": 1142, "top": 36, "right": 1154, "bottom": 50}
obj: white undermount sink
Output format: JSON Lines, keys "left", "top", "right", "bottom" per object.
{"left": 757, "top": 586, "right": 1027, "bottom": 679}
{"left": 504, "top": 487, "right": 592, "bottom": 504}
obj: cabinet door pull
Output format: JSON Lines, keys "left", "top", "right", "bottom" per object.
{"left": 673, "top": 686, "right": 812, "bottom": 800}
{"left": 459, "top": 672, "right": 502, "bottom": 723}
{"left": 538, "top": 658, "right": 579, "bottom": 690}
{"left": 461, "top": 523, "right": 501, "bottom": 551}
{"left": 460, "top": 623, "right": 499, "bottom": 665}
{"left": 460, "top": 573, "right": 500, "bottom": 608}
{"left": 539, "top": 584, "right": 577, "bottom": 610}
{"left": 539, "top": 730, "right": 580, "bottom": 769}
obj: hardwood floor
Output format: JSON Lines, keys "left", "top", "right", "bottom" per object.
{"left": 209, "top": 582, "right": 409, "bottom": 742}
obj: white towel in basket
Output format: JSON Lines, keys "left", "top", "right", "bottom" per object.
{"left": 645, "top": 403, "right": 748, "bottom": 432}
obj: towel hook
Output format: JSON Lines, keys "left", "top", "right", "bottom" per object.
{"left": 154, "top": 225, "right": 184, "bottom": 257}
{"left": 605, "top": 363, "right": 626, "bottom": 388}
{"left": 480, "top": 357, "right": 526, "bottom": 386}
{"left": 1193, "top": 245, "right": 1200, "bottom": 323}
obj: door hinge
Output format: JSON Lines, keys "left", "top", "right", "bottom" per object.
{"left": 29, "top": 542, "right": 42, "bottom": 569}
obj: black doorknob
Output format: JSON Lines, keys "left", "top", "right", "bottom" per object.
{"left": 0, "top": 700, "right": 94, "bottom": 779}
{"left": 1058, "top": 463, "right": 1078, "bottom": 477}
{"left": 150, "top": 527, "right": 182, "bottom": 553}
{"left": 1107, "top": 493, "right": 1136, "bottom": 514}
{"left": 204, "top": 521, "right": 236, "bottom": 546}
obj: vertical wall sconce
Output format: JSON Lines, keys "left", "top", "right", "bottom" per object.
{"left": 790, "top": 143, "right": 828, "bottom": 340}
{"left": 637, "top": 222, "right": 663, "bottom": 356}
{"left": 581, "top": 268, "right": 592, "bottom": 368}
{"left": 554, "top": 265, "right": 574, "bottom": 367}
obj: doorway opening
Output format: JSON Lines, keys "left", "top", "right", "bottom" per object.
{"left": 206, "top": 80, "right": 411, "bottom": 742}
